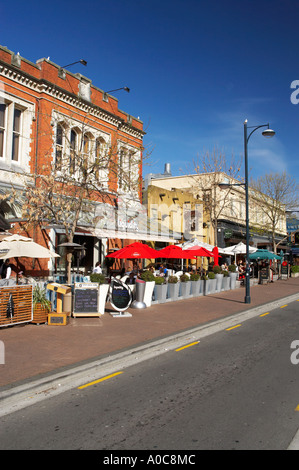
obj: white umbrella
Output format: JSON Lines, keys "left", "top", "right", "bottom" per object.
{"left": 0, "top": 234, "right": 59, "bottom": 284}
{"left": 223, "top": 242, "right": 257, "bottom": 254}
{"left": 0, "top": 234, "right": 59, "bottom": 259}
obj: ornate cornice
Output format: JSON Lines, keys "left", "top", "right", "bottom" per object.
{"left": 0, "top": 60, "right": 145, "bottom": 140}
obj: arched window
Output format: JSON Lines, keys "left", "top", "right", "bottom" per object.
{"left": 55, "top": 123, "right": 63, "bottom": 170}
{"left": 0, "top": 103, "right": 6, "bottom": 159}
{"left": 70, "top": 129, "right": 77, "bottom": 174}
{"left": 94, "top": 137, "right": 108, "bottom": 185}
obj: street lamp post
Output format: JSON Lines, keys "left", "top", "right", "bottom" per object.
{"left": 244, "top": 120, "right": 275, "bottom": 303}
{"left": 220, "top": 120, "right": 275, "bottom": 304}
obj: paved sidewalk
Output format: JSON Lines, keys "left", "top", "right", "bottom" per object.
{"left": 1, "top": 277, "right": 299, "bottom": 391}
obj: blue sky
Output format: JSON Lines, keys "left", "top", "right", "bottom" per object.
{"left": 1, "top": 0, "right": 299, "bottom": 182}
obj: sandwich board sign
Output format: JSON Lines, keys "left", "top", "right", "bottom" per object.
{"left": 110, "top": 277, "right": 132, "bottom": 317}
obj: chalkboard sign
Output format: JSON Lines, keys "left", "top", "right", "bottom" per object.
{"left": 259, "top": 267, "right": 269, "bottom": 282}
{"left": 110, "top": 278, "right": 132, "bottom": 312}
{"left": 74, "top": 283, "right": 98, "bottom": 315}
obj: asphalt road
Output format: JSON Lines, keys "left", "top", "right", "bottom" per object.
{"left": 1, "top": 299, "right": 299, "bottom": 451}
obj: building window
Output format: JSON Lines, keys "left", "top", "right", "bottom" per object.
{"left": 0, "top": 94, "right": 32, "bottom": 167}
{"left": 12, "top": 108, "right": 21, "bottom": 161}
{"left": 119, "top": 146, "right": 139, "bottom": 193}
{"left": 94, "top": 137, "right": 108, "bottom": 185}
{"left": 70, "top": 129, "right": 77, "bottom": 174}
{"left": 55, "top": 123, "right": 63, "bottom": 170}
{"left": 0, "top": 103, "right": 6, "bottom": 158}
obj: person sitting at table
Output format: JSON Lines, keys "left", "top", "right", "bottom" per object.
{"left": 159, "top": 264, "right": 168, "bottom": 278}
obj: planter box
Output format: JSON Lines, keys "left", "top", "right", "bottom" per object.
{"left": 222, "top": 276, "right": 230, "bottom": 291}
{"left": 179, "top": 281, "right": 191, "bottom": 298}
{"left": 98, "top": 283, "right": 109, "bottom": 314}
{"left": 204, "top": 279, "right": 217, "bottom": 295}
{"left": 190, "top": 280, "right": 200, "bottom": 296}
{"left": 228, "top": 272, "right": 237, "bottom": 290}
{"left": 154, "top": 284, "right": 168, "bottom": 303}
{"left": 32, "top": 303, "right": 50, "bottom": 324}
{"left": 143, "top": 281, "right": 155, "bottom": 307}
{"left": 215, "top": 273, "right": 223, "bottom": 292}
{"left": 167, "top": 282, "right": 179, "bottom": 301}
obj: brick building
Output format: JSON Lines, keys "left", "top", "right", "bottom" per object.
{"left": 0, "top": 45, "right": 145, "bottom": 278}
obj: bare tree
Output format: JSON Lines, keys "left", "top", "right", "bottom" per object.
{"left": 250, "top": 171, "right": 299, "bottom": 253}
{"left": 187, "top": 147, "right": 242, "bottom": 245}
{"left": 20, "top": 117, "right": 142, "bottom": 283}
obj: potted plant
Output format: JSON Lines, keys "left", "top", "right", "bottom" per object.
{"left": 228, "top": 264, "right": 237, "bottom": 289}
{"left": 167, "top": 275, "right": 179, "bottom": 301}
{"left": 32, "top": 285, "right": 52, "bottom": 324}
{"left": 179, "top": 273, "right": 191, "bottom": 298}
{"left": 291, "top": 265, "right": 299, "bottom": 278}
{"left": 205, "top": 271, "right": 216, "bottom": 295}
{"left": 222, "top": 270, "right": 230, "bottom": 290}
{"left": 190, "top": 273, "right": 201, "bottom": 296}
{"left": 140, "top": 271, "right": 156, "bottom": 307}
{"left": 90, "top": 273, "right": 109, "bottom": 315}
{"left": 213, "top": 265, "right": 223, "bottom": 292}
{"left": 153, "top": 276, "right": 168, "bottom": 303}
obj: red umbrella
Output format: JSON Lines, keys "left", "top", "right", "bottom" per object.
{"left": 106, "top": 242, "right": 158, "bottom": 259}
{"left": 183, "top": 245, "right": 215, "bottom": 257}
{"left": 156, "top": 245, "right": 196, "bottom": 259}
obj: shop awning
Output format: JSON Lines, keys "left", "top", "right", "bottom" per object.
{"left": 90, "top": 227, "right": 179, "bottom": 242}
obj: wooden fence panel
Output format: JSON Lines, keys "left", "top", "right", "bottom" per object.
{"left": 0, "top": 285, "right": 33, "bottom": 327}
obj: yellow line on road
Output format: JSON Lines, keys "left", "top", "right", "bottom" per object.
{"left": 280, "top": 305, "right": 288, "bottom": 308}
{"left": 78, "top": 371, "right": 123, "bottom": 390}
{"left": 295, "top": 405, "right": 299, "bottom": 411}
{"left": 226, "top": 324, "right": 241, "bottom": 331}
{"left": 176, "top": 341, "right": 200, "bottom": 351}
{"left": 260, "top": 312, "right": 270, "bottom": 317}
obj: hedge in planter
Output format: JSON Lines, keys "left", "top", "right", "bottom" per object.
{"left": 190, "top": 273, "right": 201, "bottom": 296}
{"left": 154, "top": 276, "right": 167, "bottom": 303}
{"left": 141, "top": 271, "right": 156, "bottom": 306}
{"left": 180, "top": 273, "right": 191, "bottom": 297}
{"left": 90, "top": 273, "right": 109, "bottom": 314}
{"left": 167, "top": 275, "right": 179, "bottom": 300}
{"left": 213, "top": 265, "right": 223, "bottom": 292}
{"left": 90, "top": 273, "right": 107, "bottom": 284}
{"left": 228, "top": 264, "right": 237, "bottom": 289}
{"left": 140, "top": 271, "right": 156, "bottom": 282}
{"left": 205, "top": 271, "right": 216, "bottom": 295}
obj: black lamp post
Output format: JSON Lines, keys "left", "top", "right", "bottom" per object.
{"left": 220, "top": 120, "right": 275, "bottom": 304}
{"left": 62, "top": 59, "right": 87, "bottom": 68}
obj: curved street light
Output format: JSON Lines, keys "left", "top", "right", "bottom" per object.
{"left": 220, "top": 120, "right": 275, "bottom": 304}
{"left": 244, "top": 120, "right": 275, "bottom": 303}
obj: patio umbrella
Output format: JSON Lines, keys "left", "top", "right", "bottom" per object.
{"left": 249, "top": 249, "right": 282, "bottom": 260}
{"left": 0, "top": 233, "right": 59, "bottom": 283}
{"left": 182, "top": 245, "right": 214, "bottom": 257}
{"left": 106, "top": 242, "right": 158, "bottom": 259}
{"left": 0, "top": 234, "right": 59, "bottom": 259}
{"left": 156, "top": 245, "right": 196, "bottom": 259}
{"left": 226, "top": 242, "right": 257, "bottom": 254}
